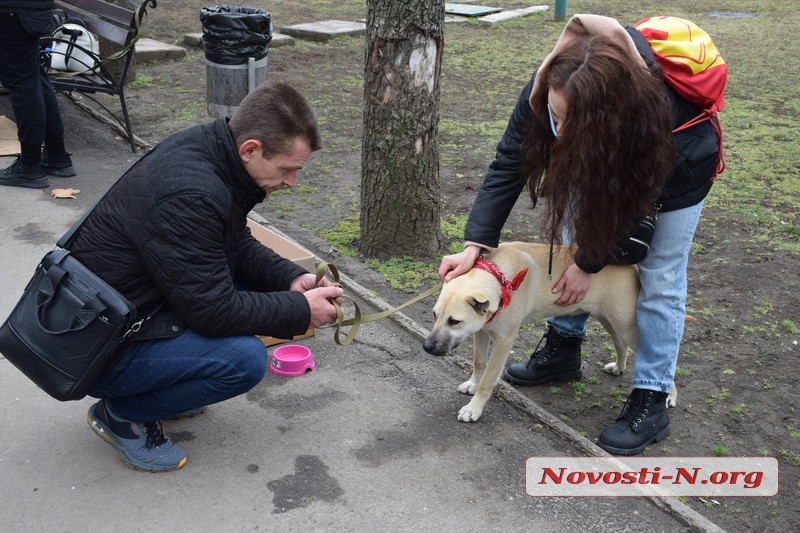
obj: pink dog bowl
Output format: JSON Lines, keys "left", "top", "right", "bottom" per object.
{"left": 269, "top": 344, "right": 315, "bottom": 377}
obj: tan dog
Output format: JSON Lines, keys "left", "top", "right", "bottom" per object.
{"left": 424, "top": 242, "right": 678, "bottom": 422}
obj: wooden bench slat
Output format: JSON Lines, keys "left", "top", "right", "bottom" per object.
{"left": 57, "top": 6, "right": 132, "bottom": 45}
{"left": 57, "top": 0, "right": 137, "bottom": 26}
{"left": 47, "top": 0, "right": 157, "bottom": 153}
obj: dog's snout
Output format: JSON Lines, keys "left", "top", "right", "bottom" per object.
{"left": 423, "top": 337, "right": 447, "bottom": 356}
{"left": 423, "top": 338, "right": 437, "bottom": 354}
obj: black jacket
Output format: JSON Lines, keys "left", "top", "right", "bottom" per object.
{"left": 464, "top": 43, "right": 720, "bottom": 258}
{"left": 70, "top": 118, "right": 311, "bottom": 343}
{"left": 0, "top": 0, "right": 55, "bottom": 35}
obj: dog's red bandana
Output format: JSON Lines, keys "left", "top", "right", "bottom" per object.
{"left": 473, "top": 257, "right": 529, "bottom": 322}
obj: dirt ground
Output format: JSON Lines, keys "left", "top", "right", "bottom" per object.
{"left": 71, "top": 1, "right": 799, "bottom": 531}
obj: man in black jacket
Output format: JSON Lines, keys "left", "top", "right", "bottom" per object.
{"left": 72, "top": 80, "right": 342, "bottom": 472}
{"left": 0, "top": 0, "right": 75, "bottom": 188}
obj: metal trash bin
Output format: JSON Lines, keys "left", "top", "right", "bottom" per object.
{"left": 200, "top": 5, "right": 272, "bottom": 119}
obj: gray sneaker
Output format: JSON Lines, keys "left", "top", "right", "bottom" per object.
{"left": 87, "top": 400, "right": 187, "bottom": 472}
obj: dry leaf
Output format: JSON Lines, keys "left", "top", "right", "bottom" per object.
{"left": 51, "top": 188, "right": 81, "bottom": 199}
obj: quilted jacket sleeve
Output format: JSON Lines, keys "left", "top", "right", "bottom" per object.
{"left": 135, "top": 195, "right": 311, "bottom": 339}
{"left": 464, "top": 73, "right": 534, "bottom": 248}
{"left": 233, "top": 225, "right": 309, "bottom": 293}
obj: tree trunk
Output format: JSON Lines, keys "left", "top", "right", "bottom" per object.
{"left": 360, "top": 0, "right": 444, "bottom": 259}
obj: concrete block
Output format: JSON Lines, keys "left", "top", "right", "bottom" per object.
{"left": 184, "top": 33, "right": 202, "bottom": 47}
{"left": 269, "top": 33, "right": 296, "bottom": 48}
{"left": 279, "top": 20, "right": 366, "bottom": 42}
{"left": 134, "top": 38, "right": 186, "bottom": 64}
{"left": 479, "top": 5, "right": 549, "bottom": 25}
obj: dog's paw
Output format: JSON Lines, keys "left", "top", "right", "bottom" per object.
{"left": 667, "top": 388, "right": 678, "bottom": 408}
{"left": 603, "top": 362, "right": 624, "bottom": 376}
{"left": 457, "top": 379, "right": 478, "bottom": 396}
{"left": 457, "top": 401, "right": 483, "bottom": 422}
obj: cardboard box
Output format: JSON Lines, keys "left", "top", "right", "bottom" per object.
{"left": 246, "top": 218, "right": 316, "bottom": 346}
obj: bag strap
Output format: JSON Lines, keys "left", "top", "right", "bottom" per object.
{"left": 56, "top": 196, "right": 102, "bottom": 249}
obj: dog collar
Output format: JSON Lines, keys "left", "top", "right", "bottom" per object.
{"left": 473, "top": 257, "right": 529, "bottom": 322}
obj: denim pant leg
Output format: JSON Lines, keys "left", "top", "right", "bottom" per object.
{"left": 547, "top": 313, "right": 590, "bottom": 338}
{"left": 632, "top": 201, "right": 704, "bottom": 392}
{"left": 89, "top": 329, "right": 268, "bottom": 422}
{"left": 547, "top": 225, "right": 590, "bottom": 338}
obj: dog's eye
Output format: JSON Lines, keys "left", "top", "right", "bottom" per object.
{"left": 447, "top": 318, "right": 461, "bottom": 327}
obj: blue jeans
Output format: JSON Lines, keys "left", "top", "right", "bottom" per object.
{"left": 548, "top": 201, "right": 705, "bottom": 393}
{"left": 88, "top": 329, "right": 268, "bottom": 422}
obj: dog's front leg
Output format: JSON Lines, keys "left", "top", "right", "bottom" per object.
{"left": 457, "top": 330, "right": 490, "bottom": 396}
{"left": 458, "top": 335, "right": 515, "bottom": 422}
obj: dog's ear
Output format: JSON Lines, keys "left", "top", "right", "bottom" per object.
{"left": 468, "top": 293, "right": 491, "bottom": 315}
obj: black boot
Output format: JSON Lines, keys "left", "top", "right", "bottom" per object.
{"left": 502, "top": 326, "right": 582, "bottom": 386}
{"left": 597, "top": 388, "right": 671, "bottom": 456}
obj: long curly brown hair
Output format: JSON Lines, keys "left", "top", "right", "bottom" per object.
{"left": 522, "top": 36, "right": 674, "bottom": 265}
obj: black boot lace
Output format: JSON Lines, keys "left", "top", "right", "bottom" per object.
{"left": 143, "top": 421, "right": 169, "bottom": 448}
{"left": 618, "top": 389, "right": 656, "bottom": 429}
{"left": 531, "top": 328, "right": 560, "bottom": 366}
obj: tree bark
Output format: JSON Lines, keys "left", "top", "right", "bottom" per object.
{"left": 360, "top": 0, "right": 444, "bottom": 259}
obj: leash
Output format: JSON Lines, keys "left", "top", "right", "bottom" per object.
{"left": 314, "top": 262, "right": 442, "bottom": 346}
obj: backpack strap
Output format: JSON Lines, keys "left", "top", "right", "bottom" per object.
{"left": 626, "top": 26, "right": 725, "bottom": 177}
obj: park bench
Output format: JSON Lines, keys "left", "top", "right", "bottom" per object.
{"left": 43, "top": 0, "right": 157, "bottom": 153}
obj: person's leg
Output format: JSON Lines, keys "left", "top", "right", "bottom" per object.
{"left": 0, "top": 14, "right": 49, "bottom": 187}
{"left": 86, "top": 330, "right": 267, "bottom": 471}
{"left": 89, "top": 329, "right": 268, "bottom": 422}
{"left": 0, "top": 14, "right": 47, "bottom": 160}
{"left": 631, "top": 202, "right": 704, "bottom": 392}
{"left": 39, "top": 60, "right": 75, "bottom": 175}
{"left": 598, "top": 201, "right": 704, "bottom": 455}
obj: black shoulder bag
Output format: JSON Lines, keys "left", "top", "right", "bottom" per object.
{"left": 0, "top": 199, "right": 155, "bottom": 401}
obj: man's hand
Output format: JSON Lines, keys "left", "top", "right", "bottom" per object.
{"left": 290, "top": 272, "right": 334, "bottom": 292}
{"left": 553, "top": 264, "right": 591, "bottom": 306}
{"left": 291, "top": 273, "right": 343, "bottom": 328}
{"left": 303, "top": 285, "right": 344, "bottom": 328}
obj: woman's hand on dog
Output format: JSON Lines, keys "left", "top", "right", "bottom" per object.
{"left": 439, "top": 245, "right": 483, "bottom": 282}
{"left": 553, "top": 264, "right": 591, "bottom": 306}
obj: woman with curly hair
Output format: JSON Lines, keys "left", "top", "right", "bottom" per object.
{"left": 438, "top": 15, "right": 721, "bottom": 455}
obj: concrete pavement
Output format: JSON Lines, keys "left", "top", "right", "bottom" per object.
{"left": 0, "top": 88, "right": 723, "bottom": 532}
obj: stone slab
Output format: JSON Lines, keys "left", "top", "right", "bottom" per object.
{"left": 445, "top": 3, "right": 503, "bottom": 17}
{"left": 134, "top": 37, "right": 186, "bottom": 64}
{"left": 478, "top": 5, "right": 549, "bottom": 25}
{"left": 279, "top": 20, "right": 366, "bottom": 42}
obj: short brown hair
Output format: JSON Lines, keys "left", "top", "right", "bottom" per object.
{"left": 229, "top": 80, "right": 322, "bottom": 157}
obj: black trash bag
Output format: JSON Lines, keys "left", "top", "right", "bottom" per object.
{"left": 200, "top": 5, "right": 272, "bottom": 65}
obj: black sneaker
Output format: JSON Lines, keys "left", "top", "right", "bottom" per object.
{"left": 87, "top": 400, "right": 188, "bottom": 472}
{"left": 0, "top": 159, "right": 49, "bottom": 189}
{"left": 597, "top": 388, "right": 671, "bottom": 456}
{"left": 42, "top": 152, "right": 76, "bottom": 177}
